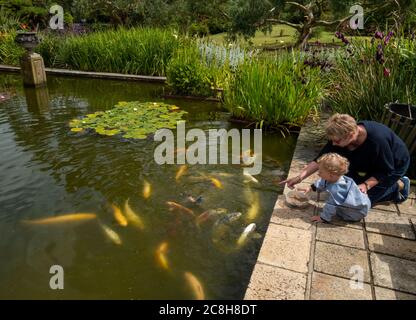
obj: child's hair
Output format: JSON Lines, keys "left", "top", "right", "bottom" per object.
{"left": 317, "top": 153, "right": 349, "bottom": 176}
{"left": 325, "top": 114, "right": 358, "bottom": 140}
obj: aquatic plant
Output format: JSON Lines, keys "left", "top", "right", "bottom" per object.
{"left": 224, "top": 52, "right": 325, "bottom": 128}
{"left": 69, "top": 101, "right": 187, "bottom": 139}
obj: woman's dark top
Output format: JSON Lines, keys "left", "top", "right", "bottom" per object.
{"left": 315, "top": 121, "right": 410, "bottom": 185}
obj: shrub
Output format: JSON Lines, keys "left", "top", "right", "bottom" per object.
{"left": 328, "top": 33, "right": 416, "bottom": 120}
{"left": 166, "top": 43, "right": 222, "bottom": 97}
{"left": 224, "top": 52, "right": 325, "bottom": 127}
{"left": 0, "top": 31, "right": 24, "bottom": 65}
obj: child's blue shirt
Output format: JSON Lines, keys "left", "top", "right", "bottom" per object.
{"left": 314, "top": 176, "right": 371, "bottom": 222}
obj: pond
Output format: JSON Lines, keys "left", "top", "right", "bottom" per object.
{"left": 0, "top": 73, "right": 297, "bottom": 299}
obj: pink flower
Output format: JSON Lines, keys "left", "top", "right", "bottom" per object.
{"left": 383, "top": 67, "right": 391, "bottom": 77}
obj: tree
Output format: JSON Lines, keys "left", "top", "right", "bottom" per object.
{"left": 227, "top": 0, "right": 407, "bottom": 47}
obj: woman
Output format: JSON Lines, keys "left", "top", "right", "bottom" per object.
{"left": 281, "top": 113, "right": 411, "bottom": 205}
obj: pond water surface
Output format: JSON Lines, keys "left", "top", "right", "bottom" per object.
{"left": 0, "top": 73, "right": 296, "bottom": 299}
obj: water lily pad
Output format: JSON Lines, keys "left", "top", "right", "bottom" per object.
{"left": 69, "top": 101, "right": 187, "bottom": 139}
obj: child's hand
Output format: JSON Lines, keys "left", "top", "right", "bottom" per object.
{"left": 311, "top": 215, "right": 323, "bottom": 223}
{"left": 298, "top": 187, "right": 312, "bottom": 194}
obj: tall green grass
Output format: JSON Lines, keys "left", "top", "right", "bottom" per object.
{"left": 328, "top": 38, "right": 416, "bottom": 120}
{"left": 224, "top": 52, "right": 325, "bottom": 127}
{"left": 0, "top": 31, "right": 25, "bottom": 65}
{"left": 36, "top": 28, "right": 179, "bottom": 76}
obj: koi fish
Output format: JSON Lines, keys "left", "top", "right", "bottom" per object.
{"left": 174, "top": 147, "right": 187, "bottom": 155}
{"left": 124, "top": 199, "right": 144, "bottom": 230}
{"left": 143, "top": 180, "right": 151, "bottom": 199}
{"left": 175, "top": 165, "right": 187, "bottom": 181}
{"left": 22, "top": 213, "right": 96, "bottom": 225}
{"left": 237, "top": 223, "right": 257, "bottom": 247}
{"left": 100, "top": 223, "right": 122, "bottom": 245}
{"left": 184, "top": 272, "right": 205, "bottom": 300}
{"left": 246, "top": 194, "right": 260, "bottom": 222}
{"left": 243, "top": 171, "right": 259, "bottom": 184}
{"left": 187, "top": 195, "right": 203, "bottom": 205}
{"left": 166, "top": 201, "right": 195, "bottom": 217}
{"left": 112, "top": 204, "right": 128, "bottom": 227}
{"left": 196, "top": 208, "right": 227, "bottom": 226}
{"left": 241, "top": 149, "right": 257, "bottom": 166}
{"left": 210, "top": 177, "right": 223, "bottom": 189}
{"left": 214, "top": 212, "right": 242, "bottom": 227}
{"left": 156, "top": 242, "right": 169, "bottom": 270}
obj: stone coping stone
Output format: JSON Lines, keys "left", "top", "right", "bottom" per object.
{"left": 244, "top": 263, "right": 307, "bottom": 300}
{"left": 0, "top": 64, "right": 167, "bottom": 83}
{"left": 257, "top": 224, "right": 311, "bottom": 274}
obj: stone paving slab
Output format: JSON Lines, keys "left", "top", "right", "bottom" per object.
{"left": 371, "top": 253, "right": 416, "bottom": 294}
{"left": 397, "top": 195, "right": 416, "bottom": 216}
{"left": 374, "top": 286, "right": 416, "bottom": 300}
{"left": 244, "top": 263, "right": 307, "bottom": 300}
{"left": 367, "top": 232, "right": 416, "bottom": 261}
{"left": 365, "top": 210, "right": 415, "bottom": 240}
{"left": 310, "top": 272, "right": 372, "bottom": 300}
{"left": 330, "top": 215, "right": 364, "bottom": 230}
{"left": 371, "top": 202, "right": 398, "bottom": 213}
{"left": 316, "top": 224, "right": 365, "bottom": 249}
{"left": 257, "top": 224, "right": 311, "bottom": 274}
{"left": 314, "top": 242, "right": 371, "bottom": 283}
{"left": 271, "top": 207, "right": 314, "bottom": 230}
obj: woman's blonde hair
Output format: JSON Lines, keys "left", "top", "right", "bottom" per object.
{"left": 325, "top": 113, "right": 358, "bottom": 140}
{"left": 317, "top": 153, "right": 349, "bottom": 176}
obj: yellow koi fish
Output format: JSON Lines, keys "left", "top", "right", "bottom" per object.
{"left": 22, "top": 213, "right": 96, "bottom": 225}
{"left": 245, "top": 189, "right": 260, "bottom": 222}
{"left": 175, "top": 165, "right": 187, "bottom": 181}
{"left": 210, "top": 177, "right": 223, "bottom": 189}
{"left": 166, "top": 201, "right": 195, "bottom": 217}
{"left": 143, "top": 180, "right": 151, "bottom": 199}
{"left": 184, "top": 272, "right": 205, "bottom": 300}
{"left": 100, "top": 223, "right": 122, "bottom": 245}
{"left": 156, "top": 242, "right": 169, "bottom": 270}
{"left": 124, "top": 199, "right": 144, "bottom": 230}
{"left": 112, "top": 204, "right": 128, "bottom": 227}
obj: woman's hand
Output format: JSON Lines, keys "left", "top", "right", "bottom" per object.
{"left": 279, "top": 175, "right": 302, "bottom": 189}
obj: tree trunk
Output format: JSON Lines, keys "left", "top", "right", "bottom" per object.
{"left": 295, "top": 26, "right": 312, "bottom": 49}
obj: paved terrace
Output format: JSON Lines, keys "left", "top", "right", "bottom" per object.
{"left": 245, "top": 116, "right": 416, "bottom": 300}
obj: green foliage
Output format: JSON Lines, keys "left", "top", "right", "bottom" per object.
{"left": 188, "top": 23, "right": 209, "bottom": 37}
{"left": 0, "top": 6, "right": 21, "bottom": 32}
{"left": 69, "top": 101, "right": 187, "bottom": 139}
{"left": 327, "top": 37, "right": 416, "bottom": 121}
{"left": 166, "top": 43, "right": 223, "bottom": 97}
{"left": 224, "top": 52, "right": 325, "bottom": 127}
{"left": 47, "top": 28, "right": 180, "bottom": 76}
{"left": 0, "top": 31, "right": 25, "bottom": 65}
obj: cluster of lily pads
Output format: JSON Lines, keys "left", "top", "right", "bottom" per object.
{"left": 69, "top": 101, "right": 187, "bottom": 139}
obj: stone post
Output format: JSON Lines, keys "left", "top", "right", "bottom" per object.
{"left": 15, "top": 32, "right": 47, "bottom": 87}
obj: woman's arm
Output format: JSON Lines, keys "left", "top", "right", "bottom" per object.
{"left": 279, "top": 161, "right": 320, "bottom": 189}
